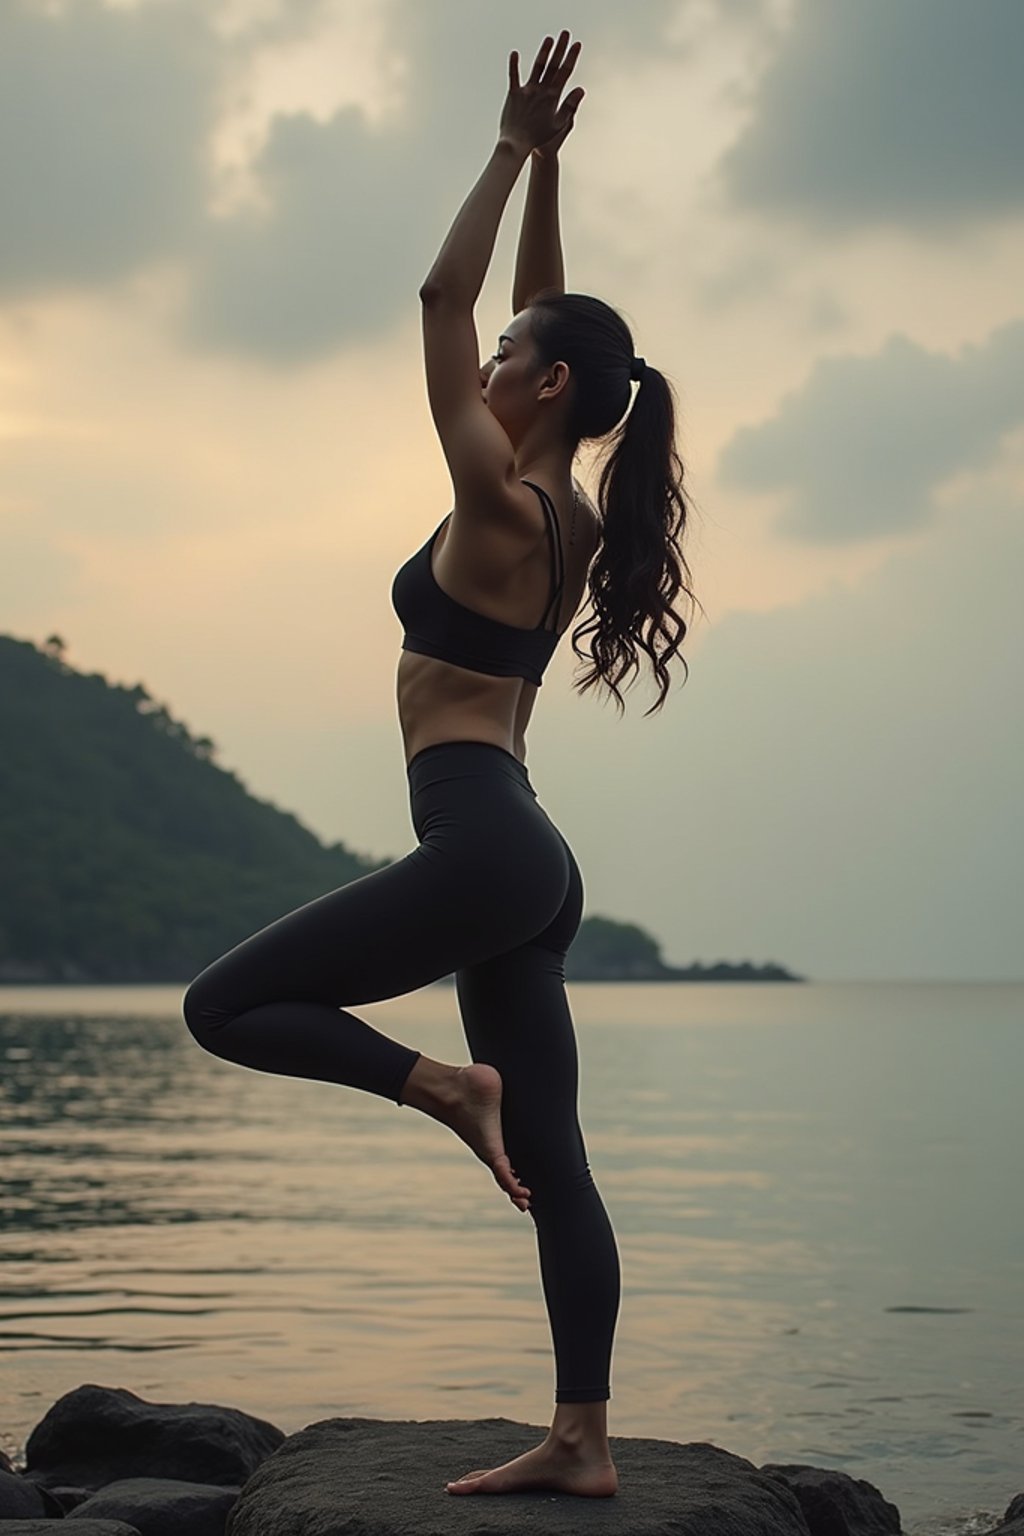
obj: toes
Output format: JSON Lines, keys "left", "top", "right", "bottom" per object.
{"left": 446, "top": 1470, "right": 488, "bottom": 1492}
{"left": 492, "top": 1154, "right": 530, "bottom": 1195}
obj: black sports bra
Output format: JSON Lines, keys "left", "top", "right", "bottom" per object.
{"left": 391, "top": 479, "right": 567, "bottom": 687}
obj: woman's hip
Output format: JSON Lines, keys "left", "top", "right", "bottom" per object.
{"left": 406, "top": 739, "right": 573, "bottom": 902}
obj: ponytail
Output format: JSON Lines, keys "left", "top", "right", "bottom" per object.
{"left": 527, "top": 291, "right": 701, "bottom": 716}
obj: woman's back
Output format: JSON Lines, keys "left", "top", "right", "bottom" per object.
{"left": 393, "top": 477, "right": 599, "bottom": 769}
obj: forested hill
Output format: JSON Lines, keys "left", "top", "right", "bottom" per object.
{"left": 0, "top": 634, "right": 392, "bottom": 983}
{"left": 0, "top": 633, "right": 803, "bottom": 985}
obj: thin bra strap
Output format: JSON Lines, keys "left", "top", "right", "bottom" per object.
{"left": 521, "top": 479, "right": 565, "bottom": 632}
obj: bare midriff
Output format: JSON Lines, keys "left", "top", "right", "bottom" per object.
{"left": 397, "top": 653, "right": 538, "bottom": 769}
{"left": 396, "top": 480, "right": 598, "bottom": 772}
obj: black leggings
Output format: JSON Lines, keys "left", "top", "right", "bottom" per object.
{"left": 182, "top": 739, "right": 620, "bottom": 1404}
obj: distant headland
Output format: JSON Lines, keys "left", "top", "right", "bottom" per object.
{"left": 0, "top": 634, "right": 804, "bottom": 986}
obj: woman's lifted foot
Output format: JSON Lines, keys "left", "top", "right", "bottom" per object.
{"left": 445, "top": 1435, "right": 618, "bottom": 1497}
{"left": 399, "top": 1056, "right": 531, "bottom": 1212}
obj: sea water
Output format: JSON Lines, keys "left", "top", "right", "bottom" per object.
{"left": 1, "top": 980, "right": 1020, "bottom": 1533}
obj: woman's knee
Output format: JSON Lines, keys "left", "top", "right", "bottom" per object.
{"left": 181, "top": 974, "right": 235, "bottom": 1047}
{"left": 511, "top": 1127, "right": 595, "bottom": 1213}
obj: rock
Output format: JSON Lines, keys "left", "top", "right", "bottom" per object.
{"left": 225, "top": 1415, "right": 814, "bottom": 1535}
{"left": 68, "top": 1476, "right": 241, "bottom": 1535}
{"left": 0, "top": 1524, "right": 141, "bottom": 1535}
{"left": 38, "top": 1482, "right": 96, "bottom": 1514}
{"left": 759, "top": 1464, "right": 901, "bottom": 1534}
{"left": 20, "top": 1383, "right": 284, "bottom": 1493}
{"left": 986, "top": 1490, "right": 1024, "bottom": 1534}
{"left": 0, "top": 1467, "right": 60, "bottom": 1519}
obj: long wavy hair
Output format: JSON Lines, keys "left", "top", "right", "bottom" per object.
{"left": 526, "top": 289, "right": 701, "bottom": 716}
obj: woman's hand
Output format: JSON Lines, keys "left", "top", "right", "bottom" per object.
{"left": 498, "top": 30, "right": 584, "bottom": 160}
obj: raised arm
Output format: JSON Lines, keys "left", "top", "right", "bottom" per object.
{"left": 512, "top": 151, "right": 566, "bottom": 312}
{"left": 417, "top": 33, "right": 583, "bottom": 517}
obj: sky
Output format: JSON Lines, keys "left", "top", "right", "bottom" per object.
{"left": 2, "top": 0, "right": 1021, "bottom": 982}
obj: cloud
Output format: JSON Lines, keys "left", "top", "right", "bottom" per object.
{"left": 183, "top": 107, "right": 427, "bottom": 363}
{"left": 184, "top": 0, "right": 691, "bottom": 362}
{"left": 0, "top": 0, "right": 697, "bottom": 360}
{"left": 716, "top": 0, "right": 1024, "bottom": 234}
{"left": 715, "top": 317, "right": 1024, "bottom": 543}
{"left": 665, "top": 485, "right": 1024, "bottom": 979}
{"left": 0, "top": 0, "right": 222, "bottom": 300}
{"left": 540, "top": 480, "right": 1023, "bottom": 980}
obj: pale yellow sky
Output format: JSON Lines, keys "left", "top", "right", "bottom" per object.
{"left": 2, "top": 0, "right": 1022, "bottom": 978}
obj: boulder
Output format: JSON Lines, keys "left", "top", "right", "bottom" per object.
{"left": 225, "top": 1415, "right": 814, "bottom": 1535}
{"left": 68, "top": 1476, "right": 241, "bottom": 1535}
{"left": 760, "top": 1464, "right": 901, "bottom": 1534}
{"left": 33, "top": 1482, "right": 96, "bottom": 1514}
{"left": 20, "top": 1383, "right": 284, "bottom": 1493}
{"left": 0, "top": 1524, "right": 140, "bottom": 1535}
{"left": 0, "top": 1466, "right": 66, "bottom": 1518}
{"left": 985, "top": 1491, "right": 1024, "bottom": 1535}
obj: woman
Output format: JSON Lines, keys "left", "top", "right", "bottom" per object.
{"left": 183, "top": 31, "right": 697, "bottom": 1499}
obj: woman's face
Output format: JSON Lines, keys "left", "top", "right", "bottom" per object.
{"left": 480, "top": 310, "right": 535, "bottom": 420}
{"left": 481, "top": 309, "right": 569, "bottom": 444}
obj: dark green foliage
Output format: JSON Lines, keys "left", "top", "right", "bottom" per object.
{"left": 567, "top": 914, "right": 665, "bottom": 979}
{"left": 0, "top": 634, "right": 801, "bottom": 984}
{"left": 0, "top": 635, "right": 394, "bottom": 983}
{"left": 565, "top": 913, "right": 802, "bottom": 982}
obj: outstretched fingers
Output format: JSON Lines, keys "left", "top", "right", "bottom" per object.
{"left": 527, "top": 34, "right": 556, "bottom": 86}
{"left": 553, "top": 35, "right": 582, "bottom": 88}
{"left": 514, "top": 32, "right": 582, "bottom": 99}
{"left": 541, "top": 31, "right": 581, "bottom": 88}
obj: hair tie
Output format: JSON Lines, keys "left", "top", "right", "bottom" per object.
{"left": 630, "top": 355, "right": 647, "bottom": 382}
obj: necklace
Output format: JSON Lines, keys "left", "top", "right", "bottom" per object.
{"left": 570, "top": 483, "right": 578, "bottom": 547}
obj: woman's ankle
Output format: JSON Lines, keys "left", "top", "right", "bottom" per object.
{"left": 397, "top": 1054, "right": 460, "bottom": 1115}
{"left": 548, "top": 1400, "right": 610, "bottom": 1450}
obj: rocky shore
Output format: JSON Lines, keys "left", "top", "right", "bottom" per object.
{"left": 1, "top": 1383, "right": 1021, "bottom": 1534}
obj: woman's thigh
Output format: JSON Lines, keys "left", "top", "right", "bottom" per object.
{"left": 186, "top": 773, "right": 574, "bottom": 1021}
{"left": 454, "top": 828, "right": 587, "bottom": 1182}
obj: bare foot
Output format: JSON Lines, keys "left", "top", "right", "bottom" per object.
{"left": 445, "top": 1063, "right": 532, "bottom": 1212}
{"left": 445, "top": 1437, "right": 618, "bottom": 1497}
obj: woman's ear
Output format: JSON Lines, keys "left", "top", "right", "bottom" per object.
{"left": 539, "top": 360, "right": 571, "bottom": 399}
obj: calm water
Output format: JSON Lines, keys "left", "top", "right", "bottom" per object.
{"left": 0, "top": 980, "right": 1020, "bottom": 1533}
